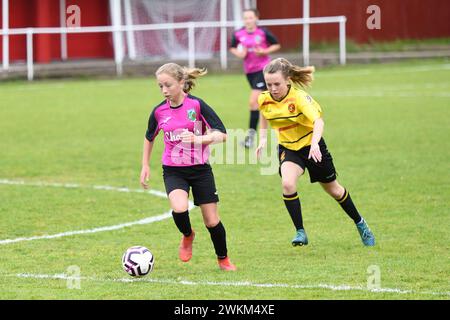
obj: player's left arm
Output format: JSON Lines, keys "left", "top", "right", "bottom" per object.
{"left": 258, "top": 39, "right": 281, "bottom": 56}
{"left": 255, "top": 28, "right": 281, "bottom": 56}
{"left": 308, "top": 118, "right": 324, "bottom": 163}
{"left": 299, "top": 94, "right": 324, "bottom": 162}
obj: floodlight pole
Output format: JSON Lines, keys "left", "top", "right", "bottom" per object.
{"left": 302, "top": 0, "right": 310, "bottom": 66}
{"left": 2, "top": 0, "right": 9, "bottom": 70}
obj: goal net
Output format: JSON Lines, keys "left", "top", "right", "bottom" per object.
{"left": 123, "top": 0, "right": 249, "bottom": 61}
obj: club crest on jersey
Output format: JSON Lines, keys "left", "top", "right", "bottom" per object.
{"left": 254, "top": 35, "right": 262, "bottom": 44}
{"left": 288, "top": 104, "right": 296, "bottom": 113}
{"left": 187, "top": 109, "right": 197, "bottom": 122}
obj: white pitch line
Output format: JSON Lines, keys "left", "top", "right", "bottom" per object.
{"left": 0, "top": 211, "right": 173, "bottom": 245}
{"left": 313, "top": 91, "right": 450, "bottom": 98}
{"left": 0, "top": 179, "right": 192, "bottom": 245}
{"left": 316, "top": 63, "right": 450, "bottom": 77}
{"left": 0, "top": 179, "right": 168, "bottom": 198}
{"left": 10, "top": 273, "right": 450, "bottom": 297}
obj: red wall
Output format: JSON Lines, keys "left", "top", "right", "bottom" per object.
{"left": 0, "top": 0, "right": 113, "bottom": 63}
{"left": 2, "top": 0, "right": 449, "bottom": 63}
{"left": 258, "top": 0, "right": 450, "bottom": 48}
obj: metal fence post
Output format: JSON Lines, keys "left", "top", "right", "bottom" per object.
{"left": 188, "top": 23, "right": 195, "bottom": 68}
{"left": 26, "top": 28, "right": 34, "bottom": 81}
{"left": 302, "top": 0, "right": 310, "bottom": 66}
{"left": 339, "top": 18, "right": 347, "bottom": 65}
{"left": 2, "top": 0, "right": 9, "bottom": 70}
{"left": 220, "top": 0, "right": 228, "bottom": 70}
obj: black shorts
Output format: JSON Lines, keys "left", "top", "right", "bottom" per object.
{"left": 278, "top": 138, "right": 337, "bottom": 183}
{"left": 246, "top": 70, "right": 267, "bottom": 90}
{"left": 162, "top": 164, "right": 219, "bottom": 206}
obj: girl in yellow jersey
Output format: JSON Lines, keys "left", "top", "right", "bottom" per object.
{"left": 256, "top": 58, "right": 375, "bottom": 247}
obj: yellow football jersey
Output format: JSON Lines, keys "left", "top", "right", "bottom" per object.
{"left": 258, "top": 86, "right": 322, "bottom": 151}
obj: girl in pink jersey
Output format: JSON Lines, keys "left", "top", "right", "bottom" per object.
{"left": 140, "top": 63, "right": 236, "bottom": 271}
{"left": 230, "top": 8, "right": 281, "bottom": 148}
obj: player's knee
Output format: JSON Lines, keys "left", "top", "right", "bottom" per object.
{"left": 204, "top": 220, "right": 219, "bottom": 229}
{"left": 171, "top": 203, "right": 189, "bottom": 213}
{"left": 282, "top": 180, "right": 297, "bottom": 194}
{"left": 203, "top": 216, "right": 220, "bottom": 228}
{"left": 325, "top": 183, "right": 344, "bottom": 199}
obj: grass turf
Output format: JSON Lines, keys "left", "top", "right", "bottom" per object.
{"left": 0, "top": 58, "right": 449, "bottom": 299}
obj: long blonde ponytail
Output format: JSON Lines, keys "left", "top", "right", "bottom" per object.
{"left": 263, "top": 58, "right": 315, "bottom": 88}
{"left": 155, "top": 63, "right": 207, "bottom": 93}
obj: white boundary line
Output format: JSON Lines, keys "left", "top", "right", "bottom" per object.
{"left": 0, "top": 178, "right": 168, "bottom": 198}
{"left": 8, "top": 273, "right": 450, "bottom": 297}
{"left": 316, "top": 63, "right": 450, "bottom": 77}
{"left": 0, "top": 179, "right": 191, "bottom": 245}
{"left": 313, "top": 92, "right": 450, "bottom": 98}
{"left": 2, "top": 63, "right": 449, "bottom": 91}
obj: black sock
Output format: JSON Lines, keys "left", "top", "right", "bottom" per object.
{"left": 337, "top": 189, "right": 362, "bottom": 224}
{"left": 249, "top": 110, "right": 259, "bottom": 132}
{"left": 207, "top": 221, "right": 227, "bottom": 259}
{"left": 283, "top": 192, "right": 304, "bottom": 230}
{"left": 172, "top": 210, "right": 192, "bottom": 236}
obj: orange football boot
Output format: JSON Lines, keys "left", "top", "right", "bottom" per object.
{"left": 179, "top": 230, "right": 195, "bottom": 262}
{"left": 218, "top": 256, "right": 237, "bottom": 271}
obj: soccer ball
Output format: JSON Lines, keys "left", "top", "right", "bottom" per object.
{"left": 122, "top": 246, "right": 154, "bottom": 277}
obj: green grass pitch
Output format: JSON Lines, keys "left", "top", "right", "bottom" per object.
{"left": 0, "top": 58, "right": 449, "bottom": 299}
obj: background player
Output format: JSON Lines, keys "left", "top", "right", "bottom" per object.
{"left": 256, "top": 58, "right": 375, "bottom": 247}
{"left": 140, "top": 63, "right": 236, "bottom": 271}
{"left": 230, "top": 8, "right": 281, "bottom": 148}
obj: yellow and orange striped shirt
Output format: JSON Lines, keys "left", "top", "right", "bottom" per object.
{"left": 258, "top": 86, "right": 322, "bottom": 151}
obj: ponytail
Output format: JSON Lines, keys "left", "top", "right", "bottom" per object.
{"left": 263, "top": 58, "right": 315, "bottom": 88}
{"left": 182, "top": 67, "right": 207, "bottom": 93}
{"left": 155, "top": 63, "right": 207, "bottom": 93}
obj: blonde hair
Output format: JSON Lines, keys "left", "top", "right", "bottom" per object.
{"left": 155, "top": 63, "right": 207, "bottom": 93}
{"left": 263, "top": 58, "right": 315, "bottom": 88}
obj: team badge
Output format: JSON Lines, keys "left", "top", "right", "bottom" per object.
{"left": 288, "top": 104, "right": 296, "bottom": 113}
{"left": 187, "top": 109, "right": 197, "bottom": 122}
{"left": 254, "top": 35, "right": 262, "bottom": 44}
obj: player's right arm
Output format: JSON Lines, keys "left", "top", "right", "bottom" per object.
{"left": 256, "top": 114, "right": 268, "bottom": 160}
{"left": 229, "top": 33, "right": 247, "bottom": 59}
{"left": 256, "top": 94, "right": 269, "bottom": 159}
{"left": 141, "top": 108, "right": 159, "bottom": 189}
{"left": 140, "top": 139, "right": 154, "bottom": 189}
